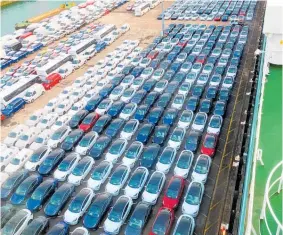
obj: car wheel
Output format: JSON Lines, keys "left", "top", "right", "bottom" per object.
{"left": 38, "top": 205, "right": 42, "bottom": 210}
{"left": 58, "top": 210, "right": 61, "bottom": 216}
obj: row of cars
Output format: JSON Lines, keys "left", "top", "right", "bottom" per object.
{"left": 0, "top": 0, "right": 129, "bottom": 69}
{"left": 1, "top": 24, "right": 130, "bottom": 119}
{"left": 0, "top": 21, "right": 247, "bottom": 234}
{"left": 157, "top": 0, "right": 257, "bottom": 22}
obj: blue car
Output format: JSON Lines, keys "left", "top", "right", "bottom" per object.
{"left": 147, "top": 107, "right": 163, "bottom": 125}
{"left": 47, "top": 221, "right": 69, "bottom": 235}
{"left": 159, "top": 60, "right": 171, "bottom": 71}
{"left": 10, "top": 174, "right": 43, "bottom": 205}
{"left": 26, "top": 178, "right": 58, "bottom": 212}
{"left": 131, "top": 66, "right": 144, "bottom": 78}
{"left": 69, "top": 110, "right": 89, "bottom": 129}
{"left": 125, "top": 202, "right": 152, "bottom": 235}
{"left": 169, "top": 61, "right": 182, "bottom": 72}
{"left": 156, "top": 93, "right": 171, "bottom": 108}
{"left": 136, "top": 123, "right": 154, "bottom": 144}
{"left": 105, "top": 118, "right": 125, "bottom": 138}
{"left": 142, "top": 79, "right": 156, "bottom": 92}
{"left": 107, "top": 101, "right": 125, "bottom": 118}
{"left": 185, "top": 132, "right": 201, "bottom": 153}
{"left": 1, "top": 170, "right": 29, "bottom": 200}
{"left": 44, "top": 183, "right": 75, "bottom": 217}
{"left": 172, "top": 72, "right": 186, "bottom": 83}
{"left": 121, "top": 65, "right": 134, "bottom": 75}
{"left": 162, "top": 108, "right": 178, "bottom": 126}
{"left": 85, "top": 95, "right": 103, "bottom": 112}
{"left": 92, "top": 114, "right": 111, "bottom": 134}
{"left": 167, "top": 52, "right": 178, "bottom": 61}
{"left": 199, "top": 99, "right": 212, "bottom": 114}
{"left": 11, "top": 51, "right": 28, "bottom": 62}
{"left": 134, "top": 104, "right": 150, "bottom": 122}
{"left": 219, "top": 87, "right": 231, "bottom": 102}
{"left": 95, "top": 41, "right": 107, "bottom": 52}
{"left": 111, "top": 74, "right": 125, "bottom": 86}
{"left": 162, "top": 70, "right": 175, "bottom": 81}
{"left": 38, "top": 148, "right": 65, "bottom": 175}
{"left": 131, "top": 90, "right": 147, "bottom": 105}
{"left": 99, "top": 84, "right": 115, "bottom": 98}
{"left": 192, "top": 85, "right": 204, "bottom": 97}
{"left": 165, "top": 81, "right": 179, "bottom": 94}
{"left": 213, "top": 101, "right": 227, "bottom": 116}
{"left": 83, "top": 192, "right": 112, "bottom": 229}
{"left": 139, "top": 144, "right": 160, "bottom": 169}
{"left": 143, "top": 91, "right": 159, "bottom": 107}
{"left": 206, "top": 86, "right": 217, "bottom": 99}
{"left": 2, "top": 98, "right": 26, "bottom": 117}
{"left": 88, "top": 135, "right": 111, "bottom": 159}
{"left": 153, "top": 124, "right": 170, "bottom": 145}
{"left": 148, "top": 59, "right": 160, "bottom": 69}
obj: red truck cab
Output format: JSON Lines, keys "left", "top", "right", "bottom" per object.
{"left": 42, "top": 73, "right": 62, "bottom": 90}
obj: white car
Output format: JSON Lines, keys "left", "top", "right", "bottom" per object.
{"left": 171, "top": 94, "right": 185, "bottom": 110}
{"left": 36, "top": 113, "right": 58, "bottom": 130}
{"left": 67, "top": 100, "right": 86, "bottom": 116}
{"left": 178, "top": 110, "right": 194, "bottom": 129}
{"left": 207, "top": 115, "right": 223, "bottom": 135}
{"left": 222, "top": 76, "right": 234, "bottom": 89}
{"left": 68, "top": 156, "right": 94, "bottom": 185}
{"left": 174, "top": 150, "right": 194, "bottom": 178}
{"left": 191, "top": 112, "right": 208, "bottom": 132}
{"left": 54, "top": 153, "right": 81, "bottom": 181}
{"left": 72, "top": 56, "right": 86, "bottom": 69}
{"left": 48, "top": 126, "right": 72, "bottom": 148}
{"left": 75, "top": 131, "right": 98, "bottom": 155}
{"left": 54, "top": 100, "right": 73, "bottom": 116}
{"left": 15, "top": 128, "right": 40, "bottom": 149}
{"left": 132, "top": 77, "right": 144, "bottom": 90}
{"left": 23, "top": 84, "right": 45, "bottom": 103}
{"left": 124, "top": 167, "right": 149, "bottom": 199}
{"left": 119, "top": 103, "right": 137, "bottom": 121}
{"left": 82, "top": 89, "right": 97, "bottom": 102}
{"left": 25, "top": 110, "right": 45, "bottom": 127}
{"left": 87, "top": 160, "right": 113, "bottom": 191}
{"left": 105, "top": 138, "right": 128, "bottom": 163}
{"left": 64, "top": 187, "right": 94, "bottom": 225}
{"left": 168, "top": 127, "right": 186, "bottom": 149}
{"left": 154, "top": 80, "right": 168, "bottom": 93}
{"left": 109, "top": 86, "right": 125, "bottom": 101}
{"left": 44, "top": 98, "right": 62, "bottom": 113}
{"left": 0, "top": 172, "right": 9, "bottom": 186}
{"left": 209, "top": 74, "right": 222, "bottom": 87}
{"left": 1, "top": 209, "right": 33, "bottom": 235}
{"left": 105, "top": 164, "right": 130, "bottom": 196}
{"left": 140, "top": 67, "right": 154, "bottom": 79}
{"left": 120, "top": 119, "right": 139, "bottom": 140}
{"left": 122, "top": 141, "right": 143, "bottom": 167}
{"left": 0, "top": 147, "right": 19, "bottom": 171}
{"left": 95, "top": 98, "right": 113, "bottom": 115}
{"left": 120, "top": 23, "right": 130, "bottom": 33}
{"left": 104, "top": 195, "right": 133, "bottom": 235}
{"left": 29, "top": 129, "right": 52, "bottom": 151}
{"left": 73, "top": 76, "right": 87, "bottom": 88}
{"left": 182, "top": 181, "right": 204, "bottom": 217}
{"left": 71, "top": 227, "right": 89, "bottom": 235}
{"left": 84, "top": 67, "right": 96, "bottom": 79}
{"left": 58, "top": 86, "right": 75, "bottom": 100}
{"left": 156, "top": 147, "right": 177, "bottom": 173}
{"left": 152, "top": 69, "right": 165, "bottom": 81}
{"left": 142, "top": 171, "right": 166, "bottom": 205}
{"left": 120, "top": 88, "right": 136, "bottom": 103}
{"left": 70, "top": 88, "right": 87, "bottom": 102}
{"left": 57, "top": 61, "right": 74, "bottom": 78}
{"left": 51, "top": 115, "right": 72, "bottom": 132}
{"left": 5, "top": 148, "right": 33, "bottom": 174}
{"left": 4, "top": 124, "right": 28, "bottom": 147}
{"left": 191, "top": 154, "right": 212, "bottom": 183}
{"left": 24, "top": 145, "right": 51, "bottom": 171}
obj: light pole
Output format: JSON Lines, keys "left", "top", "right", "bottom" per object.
{"left": 161, "top": 0, "right": 165, "bottom": 37}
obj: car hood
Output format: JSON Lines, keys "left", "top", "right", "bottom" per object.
{"left": 142, "top": 191, "right": 157, "bottom": 204}
{"left": 125, "top": 224, "right": 141, "bottom": 235}
{"left": 3, "top": 137, "right": 15, "bottom": 145}
{"left": 5, "top": 164, "right": 20, "bottom": 173}
{"left": 45, "top": 202, "right": 60, "bottom": 216}
{"left": 64, "top": 210, "right": 80, "bottom": 223}
{"left": 68, "top": 174, "right": 82, "bottom": 184}
{"left": 141, "top": 158, "right": 154, "bottom": 169}
{"left": 83, "top": 214, "right": 100, "bottom": 229}
{"left": 186, "top": 143, "right": 197, "bottom": 152}
{"left": 182, "top": 203, "right": 199, "bottom": 217}
{"left": 25, "top": 161, "right": 37, "bottom": 171}
{"left": 26, "top": 198, "right": 41, "bottom": 211}
{"left": 10, "top": 193, "right": 26, "bottom": 205}
{"left": 104, "top": 219, "right": 120, "bottom": 233}
{"left": 61, "top": 142, "right": 73, "bottom": 151}
{"left": 38, "top": 164, "right": 52, "bottom": 175}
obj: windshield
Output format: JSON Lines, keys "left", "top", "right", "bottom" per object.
{"left": 110, "top": 171, "right": 124, "bottom": 185}
{"left": 204, "top": 136, "right": 215, "bottom": 148}
{"left": 58, "top": 159, "right": 72, "bottom": 171}
{"left": 72, "top": 164, "right": 86, "bottom": 176}
{"left": 79, "top": 136, "right": 92, "bottom": 147}
{"left": 8, "top": 132, "right": 17, "bottom": 138}
{"left": 186, "top": 185, "right": 201, "bottom": 205}
{"left": 177, "top": 156, "right": 190, "bottom": 169}
{"left": 152, "top": 212, "right": 169, "bottom": 235}
{"left": 10, "top": 158, "right": 20, "bottom": 165}
{"left": 180, "top": 113, "right": 192, "bottom": 122}
{"left": 19, "top": 135, "right": 29, "bottom": 141}
{"left": 195, "top": 159, "right": 208, "bottom": 174}
{"left": 52, "top": 131, "right": 63, "bottom": 140}
{"left": 109, "top": 209, "right": 121, "bottom": 222}
{"left": 88, "top": 205, "right": 101, "bottom": 217}
{"left": 171, "top": 131, "right": 182, "bottom": 142}
{"left": 25, "top": 91, "right": 34, "bottom": 97}
{"left": 69, "top": 197, "right": 83, "bottom": 213}
{"left": 195, "top": 115, "right": 205, "bottom": 125}
{"left": 129, "top": 173, "right": 142, "bottom": 188}
{"left": 15, "top": 184, "right": 27, "bottom": 196}
{"left": 30, "top": 152, "right": 43, "bottom": 162}
{"left": 129, "top": 217, "right": 143, "bottom": 229}
{"left": 210, "top": 118, "right": 220, "bottom": 128}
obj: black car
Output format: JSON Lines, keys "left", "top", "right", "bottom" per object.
{"left": 143, "top": 91, "right": 159, "bottom": 107}
{"left": 92, "top": 114, "right": 111, "bottom": 134}
{"left": 107, "top": 101, "right": 125, "bottom": 118}
{"left": 185, "top": 131, "right": 201, "bottom": 153}
{"left": 156, "top": 93, "right": 171, "bottom": 108}
{"left": 140, "top": 144, "right": 160, "bottom": 169}
{"left": 60, "top": 129, "right": 84, "bottom": 151}
{"left": 85, "top": 95, "right": 103, "bottom": 112}
{"left": 111, "top": 74, "right": 125, "bottom": 86}
{"left": 1, "top": 204, "right": 17, "bottom": 228}
{"left": 152, "top": 124, "right": 170, "bottom": 145}
{"left": 83, "top": 192, "right": 112, "bottom": 229}
{"left": 38, "top": 149, "right": 65, "bottom": 175}
{"left": 88, "top": 135, "right": 111, "bottom": 159}
{"left": 105, "top": 118, "right": 125, "bottom": 138}
{"left": 69, "top": 110, "right": 89, "bottom": 129}
{"left": 1, "top": 170, "right": 29, "bottom": 200}
{"left": 125, "top": 202, "right": 152, "bottom": 235}
{"left": 21, "top": 216, "right": 49, "bottom": 235}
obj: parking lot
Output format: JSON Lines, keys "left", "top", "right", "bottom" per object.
{"left": 1, "top": 0, "right": 266, "bottom": 234}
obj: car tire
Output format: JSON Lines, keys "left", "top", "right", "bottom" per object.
{"left": 58, "top": 210, "right": 61, "bottom": 216}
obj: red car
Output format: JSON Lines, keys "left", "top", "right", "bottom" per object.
{"left": 18, "top": 32, "right": 33, "bottom": 40}
{"left": 149, "top": 207, "right": 174, "bottom": 235}
{"left": 162, "top": 176, "right": 185, "bottom": 209}
{"left": 147, "top": 50, "right": 159, "bottom": 60}
{"left": 177, "top": 40, "right": 188, "bottom": 48}
{"left": 79, "top": 112, "right": 100, "bottom": 132}
{"left": 103, "top": 9, "right": 110, "bottom": 15}
{"left": 201, "top": 134, "right": 218, "bottom": 157}
{"left": 214, "top": 15, "right": 221, "bottom": 21}
{"left": 42, "top": 73, "right": 62, "bottom": 90}
{"left": 1, "top": 113, "right": 6, "bottom": 121}
{"left": 196, "top": 54, "right": 207, "bottom": 64}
